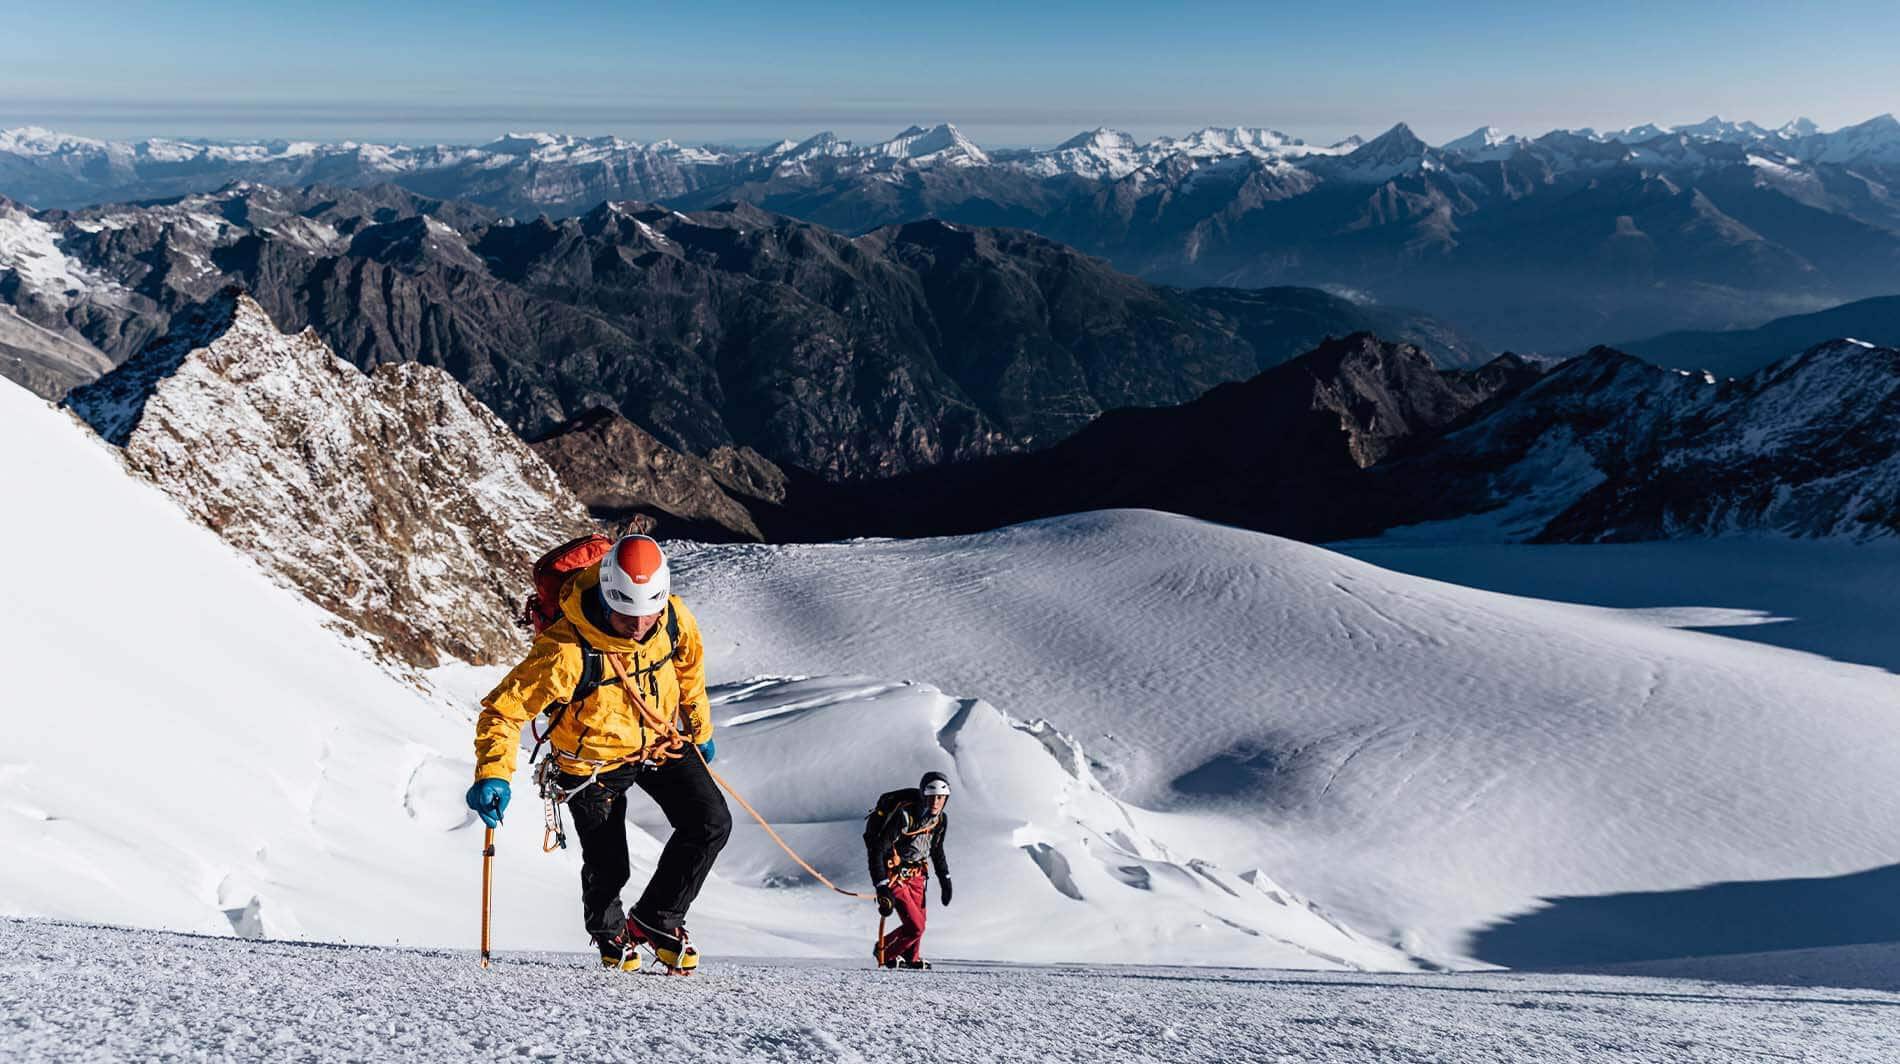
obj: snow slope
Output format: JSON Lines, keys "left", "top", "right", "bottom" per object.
{"left": 0, "top": 376, "right": 582, "bottom": 948}
{"left": 0, "top": 378, "right": 1398, "bottom": 970}
{"left": 7, "top": 919, "right": 1897, "bottom": 1064}
{"left": 673, "top": 510, "right": 1900, "bottom": 965}
{"left": 11, "top": 362, "right": 1900, "bottom": 976}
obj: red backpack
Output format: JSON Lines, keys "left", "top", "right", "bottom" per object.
{"left": 518, "top": 519, "right": 680, "bottom": 766}
{"left": 520, "top": 533, "right": 616, "bottom": 634}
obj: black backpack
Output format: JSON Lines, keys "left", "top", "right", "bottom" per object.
{"left": 863, "top": 787, "right": 921, "bottom": 853}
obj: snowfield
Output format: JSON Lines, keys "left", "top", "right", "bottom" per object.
{"left": 6, "top": 364, "right": 1900, "bottom": 1057}
{"left": 0, "top": 377, "right": 1402, "bottom": 972}
{"left": 6, "top": 919, "right": 1899, "bottom": 1064}
{"left": 673, "top": 514, "right": 1900, "bottom": 966}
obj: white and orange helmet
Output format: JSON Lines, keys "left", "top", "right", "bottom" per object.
{"left": 599, "top": 534, "right": 670, "bottom": 616}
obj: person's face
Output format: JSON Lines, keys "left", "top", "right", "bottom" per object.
{"left": 928, "top": 794, "right": 947, "bottom": 816}
{"left": 606, "top": 609, "right": 662, "bottom": 640}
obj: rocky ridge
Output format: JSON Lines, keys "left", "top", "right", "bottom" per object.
{"left": 65, "top": 289, "right": 592, "bottom": 666}
{"left": 1374, "top": 339, "right": 1900, "bottom": 542}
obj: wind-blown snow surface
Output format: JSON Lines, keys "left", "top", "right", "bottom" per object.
{"left": 0, "top": 378, "right": 1397, "bottom": 971}
{"left": 9, "top": 920, "right": 1900, "bottom": 1064}
{"left": 673, "top": 511, "right": 1900, "bottom": 965}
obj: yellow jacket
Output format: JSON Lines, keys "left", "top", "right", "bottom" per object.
{"left": 474, "top": 565, "right": 709, "bottom": 781}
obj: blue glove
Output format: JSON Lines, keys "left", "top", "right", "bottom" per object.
{"left": 697, "top": 740, "right": 716, "bottom": 763}
{"left": 465, "top": 779, "right": 510, "bottom": 828}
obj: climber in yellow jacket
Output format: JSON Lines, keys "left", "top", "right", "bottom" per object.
{"left": 467, "top": 534, "right": 730, "bottom": 973}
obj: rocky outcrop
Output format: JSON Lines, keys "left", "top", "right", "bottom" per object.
{"left": 66, "top": 289, "right": 593, "bottom": 666}
{"left": 530, "top": 408, "right": 772, "bottom": 542}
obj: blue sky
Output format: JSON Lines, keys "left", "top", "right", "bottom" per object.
{"left": 4, "top": 0, "right": 1897, "bottom": 147}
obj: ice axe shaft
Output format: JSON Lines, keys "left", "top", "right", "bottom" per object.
{"left": 480, "top": 827, "right": 496, "bottom": 968}
{"left": 875, "top": 912, "right": 887, "bottom": 968}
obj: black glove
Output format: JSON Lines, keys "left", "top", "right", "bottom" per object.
{"left": 939, "top": 876, "right": 952, "bottom": 907}
{"left": 876, "top": 884, "right": 895, "bottom": 917}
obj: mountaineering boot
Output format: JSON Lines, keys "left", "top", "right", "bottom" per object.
{"left": 898, "top": 958, "right": 932, "bottom": 970}
{"left": 627, "top": 913, "right": 698, "bottom": 974}
{"left": 594, "top": 931, "right": 641, "bottom": 972}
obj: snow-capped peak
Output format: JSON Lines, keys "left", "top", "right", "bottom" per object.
{"left": 1020, "top": 128, "right": 1143, "bottom": 179}
{"left": 0, "top": 126, "right": 110, "bottom": 155}
{"left": 485, "top": 131, "right": 564, "bottom": 154}
{"left": 1322, "top": 122, "right": 1436, "bottom": 181}
{"left": 1778, "top": 116, "right": 1820, "bottom": 138}
{"left": 1602, "top": 122, "right": 1674, "bottom": 144}
{"left": 1055, "top": 127, "right": 1137, "bottom": 153}
{"left": 1798, "top": 112, "right": 1900, "bottom": 164}
{"left": 866, "top": 122, "right": 990, "bottom": 166}
{"left": 1440, "top": 126, "right": 1526, "bottom": 159}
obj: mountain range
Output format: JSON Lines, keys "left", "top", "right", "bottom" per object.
{"left": 60, "top": 291, "right": 1897, "bottom": 553}
{"left": 0, "top": 184, "right": 1479, "bottom": 480}
{"left": 8, "top": 115, "right": 1900, "bottom": 347}
{"left": 772, "top": 332, "right": 1900, "bottom": 545}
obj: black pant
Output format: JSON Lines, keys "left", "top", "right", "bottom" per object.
{"left": 563, "top": 754, "right": 732, "bottom": 939}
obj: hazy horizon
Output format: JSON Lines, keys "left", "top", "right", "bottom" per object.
{"left": 5, "top": 0, "right": 1898, "bottom": 150}
{"left": 3, "top": 104, "right": 1896, "bottom": 153}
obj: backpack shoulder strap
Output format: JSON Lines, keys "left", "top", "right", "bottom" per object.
{"left": 666, "top": 601, "right": 682, "bottom": 658}
{"left": 566, "top": 622, "right": 618, "bottom": 704}
{"left": 528, "top": 621, "right": 618, "bottom": 766}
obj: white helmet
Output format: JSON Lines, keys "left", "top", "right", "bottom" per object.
{"left": 599, "top": 534, "right": 670, "bottom": 616}
{"left": 920, "top": 772, "right": 951, "bottom": 798}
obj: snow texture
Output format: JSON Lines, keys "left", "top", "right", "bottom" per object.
{"left": 5, "top": 918, "right": 1898, "bottom": 1063}
{"left": 8, "top": 363, "right": 1900, "bottom": 991}
{"left": 672, "top": 510, "right": 1900, "bottom": 966}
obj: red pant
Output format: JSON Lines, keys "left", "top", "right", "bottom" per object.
{"left": 879, "top": 870, "right": 928, "bottom": 963}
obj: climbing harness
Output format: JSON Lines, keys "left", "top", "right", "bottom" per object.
{"left": 530, "top": 647, "right": 872, "bottom": 899}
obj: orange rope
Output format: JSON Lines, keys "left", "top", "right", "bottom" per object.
{"left": 602, "top": 652, "right": 873, "bottom": 901}
{"left": 692, "top": 741, "right": 873, "bottom": 900}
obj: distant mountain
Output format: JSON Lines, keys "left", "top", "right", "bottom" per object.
{"left": 1368, "top": 338, "right": 1900, "bottom": 542}
{"left": 768, "top": 332, "right": 1899, "bottom": 545}
{"left": 11, "top": 116, "right": 1900, "bottom": 349}
{"left": 765, "top": 335, "right": 1544, "bottom": 541}
{"left": 2, "top": 185, "right": 1479, "bottom": 482}
{"left": 65, "top": 289, "right": 593, "bottom": 666}
{"left": 1619, "top": 294, "right": 1900, "bottom": 378}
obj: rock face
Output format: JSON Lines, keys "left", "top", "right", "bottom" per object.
{"left": 65, "top": 289, "right": 593, "bottom": 666}
{"left": 1, "top": 186, "right": 1481, "bottom": 480}
{"left": 529, "top": 408, "right": 773, "bottom": 542}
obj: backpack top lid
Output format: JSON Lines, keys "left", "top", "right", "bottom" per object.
{"left": 525, "top": 533, "right": 615, "bottom": 634}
